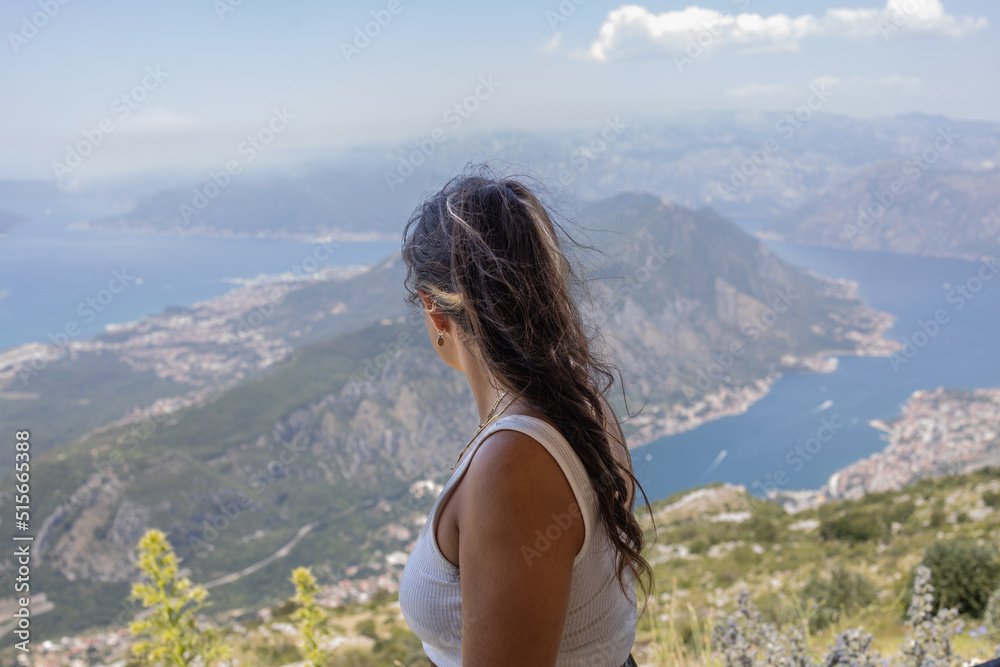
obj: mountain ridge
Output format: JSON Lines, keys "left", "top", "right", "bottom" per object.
{"left": 763, "top": 163, "right": 1000, "bottom": 260}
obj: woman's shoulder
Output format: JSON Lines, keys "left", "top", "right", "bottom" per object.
{"left": 481, "top": 405, "right": 634, "bottom": 507}
{"left": 457, "top": 421, "right": 587, "bottom": 554}
{"left": 465, "top": 418, "right": 578, "bottom": 498}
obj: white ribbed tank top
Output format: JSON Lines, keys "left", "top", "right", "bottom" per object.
{"left": 398, "top": 414, "right": 637, "bottom": 667}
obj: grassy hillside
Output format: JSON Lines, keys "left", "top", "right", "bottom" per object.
{"left": 17, "top": 466, "right": 1000, "bottom": 666}
{"left": 627, "top": 468, "right": 1000, "bottom": 665}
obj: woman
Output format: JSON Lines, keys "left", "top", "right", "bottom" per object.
{"left": 397, "top": 168, "right": 653, "bottom": 666}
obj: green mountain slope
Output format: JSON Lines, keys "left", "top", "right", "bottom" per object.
{"left": 19, "top": 318, "right": 462, "bottom": 638}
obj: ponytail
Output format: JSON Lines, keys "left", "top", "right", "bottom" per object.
{"left": 401, "top": 166, "right": 655, "bottom": 606}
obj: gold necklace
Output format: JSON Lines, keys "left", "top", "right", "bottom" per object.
{"left": 451, "top": 390, "right": 514, "bottom": 472}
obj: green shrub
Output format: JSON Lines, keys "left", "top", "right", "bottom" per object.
{"left": 689, "top": 535, "right": 710, "bottom": 555}
{"left": 984, "top": 584, "right": 1000, "bottom": 633}
{"left": 715, "top": 566, "right": 742, "bottom": 587}
{"left": 675, "top": 523, "right": 699, "bottom": 541}
{"left": 128, "top": 529, "right": 229, "bottom": 666}
{"left": 886, "top": 499, "right": 916, "bottom": 524}
{"left": 755, "top": 590, "right": 798, "bottom": 627}
{"left": 272, "top": 598, "right": 299, "bottom": 619}
{"left": 355, "top": 618, "right": 378, "bottom": 640}
{"left": 800, "top": 564, "right": 878, "bottom": 631}
{"left": 746, "top": 512, "right": 781, "bottom": 544}
{"left": 290, "top": 566, "right": 330, "bottom": 666}
{"left": 819, "top": 507, "right": 885, "bottom": 544}
{"left": 983, "top": 489, "right": 1000, "bottom": 508}
{"left": 928, "top": 498, "right": 947, "bottom": 528}
{"left": 920, "top": 539, "right": 1000, "bottom": 618}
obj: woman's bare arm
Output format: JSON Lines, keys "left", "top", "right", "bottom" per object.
{"left": 456, "top": 428, "right": 585, "bottom": 666}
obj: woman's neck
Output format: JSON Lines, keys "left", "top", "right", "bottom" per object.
{"left": 456, "top": 341, "right": 555, "bottom": 431}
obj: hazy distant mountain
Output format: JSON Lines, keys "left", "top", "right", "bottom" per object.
{"left": 81, "top": 112, "right": 1000, "bottom": 240}
{"left": 763, "top": 164, "right": 1000, "bottom": 260}
{"left": 2, "top": 193, "right": 898, "bottom": 638}
{"left": 333, "top": 112, "right": 1000, "bottom": 218}
{"left": 82, "top": 168, "right": 435, "bottom": 240}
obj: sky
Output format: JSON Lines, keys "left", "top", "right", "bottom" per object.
{"left": 1, "top": 0, "right": 998, "bottom": 184}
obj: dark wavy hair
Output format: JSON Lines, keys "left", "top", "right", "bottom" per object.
{"left": 400, "top": 165, "right": 654, "bottom": 606}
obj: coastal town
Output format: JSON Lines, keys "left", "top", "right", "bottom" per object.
{"left": 825, "top": 386, "right": 1000, "bottom": 500}
{"left": 0, "top": 264, "right": 370, "bottom": 427}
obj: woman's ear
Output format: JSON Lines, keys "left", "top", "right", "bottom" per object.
{"left": 418, "top": 290, "right": 449, "bottom": 332}
{"left": 417, "top": 289, "right": 437, "bottom": 318}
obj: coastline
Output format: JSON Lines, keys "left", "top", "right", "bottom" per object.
{"left": 823, "top": 386, "right": 1000, "bottom": 501}
{"left": 755, "top": 230, "right": 989, "bottom": 264}
{"left": 623, "top": 298, "right": 901, "bottom": 451}
{"left": 0, "top": 263, "right": 375, "bottom": 433}
{"left": 763, "top": 386, "right": 1000, "bottom": 514}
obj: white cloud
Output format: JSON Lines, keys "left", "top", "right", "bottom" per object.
{"left": 586, "top": 0, "right": 988, "bottom": 61}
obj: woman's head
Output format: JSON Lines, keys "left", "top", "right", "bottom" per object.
{"left": 402, "top": 171, "right": 571, "bottom": 368}
{"left": 400, "top": 165, "right": 654, "bottom": 605}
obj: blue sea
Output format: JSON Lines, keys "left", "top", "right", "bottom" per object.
{"left": 0, "top": 195, "right": 399, "bottom": 351}
{"left": 630, "top": 235, "right": 1000, "bottom": 503}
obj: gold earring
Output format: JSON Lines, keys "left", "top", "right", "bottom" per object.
{"left": 436, "top": 330, "right": 445, "bottom": 346}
